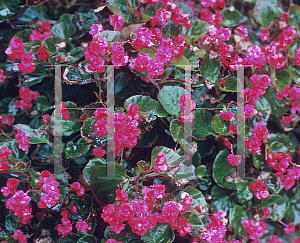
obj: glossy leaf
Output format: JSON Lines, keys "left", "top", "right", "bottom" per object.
{"left": 211, "top": 115, "right": 230, "bottom": 136}
{"left": 263, "top": 87, "right": 288, "bottom": 116}
{"left": 289, "top": 65, "right": 300, "bottom": 84}
{"left": 125, "top": 95, "right": 157, "bottom": 114}
{"left": 0, "top": 0, "right": 20, "bottom": 22}
{"left": 13, "top": 124, "right": 49, "bottom": 144}
{"left": 261, "top": 195, "right": 287, "bottom": 221}
{"left": 236, "top": 181, "right": 253, "bottom": 202}
{"left": 51, "top": 22, "right": 76, "bottom": 40}
{"left": 158, "top": 86, "right": 185, "bottom": 117}
{"left": 185, "top": 186, "right": 207, "bottom": 211}
{"left": 269, "top": 133, "right": 293, "bottom": 153}
{"left": 201, "top": 58, "right": 220, "bottom": 84}
{"left": 142, "top": 223, "right": 175, "bottom": 243}
{"left": 5, "top": 212, "right": 17, "bottom": 231}
{"left": 182, "top": 20, "right": 210, "bottom": 43}
{"left": 286, "top": 187, "right": 300, "bottom": 225}
{"left": 182, "top": 212, "right": 203, "bottom": 229}
{"left": 229, "top": 205, "right": 248, "bottom": 235}
{"left": 18, "top": 5, "right": 48, "bottom": 24}
{"left": 289, "top": 4, "right": 300, "bottom": 30}
{"left": 83, "top": 157, "right": 107, "bottom": 184}
{"left": 77, "top": 236, "right": 97, "bottom": 243}
{"left": 254, "top": 0, "right": 282, "bottom": 28}
{"left": 73, "top": 194, "right": 93, "bottom": 214}
{"left": 162, "top": 20, "right": 181, "bottom": 38}
{"left": 106, "top": 0, "right": 132, "bottom": 23}
{"left": 220, "top": 77, "right": 241, "bottom": 92}
{"left": 64, "top": 137, "right": 90, "bottom": 159}
{"left": 276, "top": 70, "right": 291, "bottom": 90}
{"left": 221, "top": 8, "right": 247, "bottom": 27}
{"left": 192, "top": 110, "right": 213, "bottom": 139}
{"left": 170, "top": 119, "right": 192, "bottom": 142}
{"left": 213, "top": 150, "right": 236, "bottom": 189}
{"left": 151, "top": 146, "right": 181, "bottom": 168}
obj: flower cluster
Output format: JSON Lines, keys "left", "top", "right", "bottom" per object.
{"left": 227, "top": 153, "right": 242, "bottom": 166}
{"left": 15, "top": 129, "right": 30, "bottom": 151}
{"left": 0, "top": 68, "right": 5, "bottom": 83}
{"left": 0, "top": 115, "right": 14, "bottom": 128}
{"left": 1, "top": 178, "right": 19, "bottom": 198}
{"left": 249, "top": 180, "right": 269, "bottom": 200}
{"left": 153, "top": 152, "right": 169, "bottom": 173}
{"left": 69, "top": 182, "right": 85, "bottom": 196}
{"left": 5, "top": 37, "right": 36, "bottom": 74}
{"left": 178, "top": 94, "right": 196, "bottom": 123}
{"left": 29, "top": 21, "right": 52, "bottom": 41}
{"left": 130, "top": 27, "right": 185, "bottom": 79}
{"left": 201, "top": 210, "right": 228, "bottom": 242}
{"left": 11, "top": 229, "right": 27, "bottom": 243}
{"left": 36, "top": 171, "right": 60, "bottom": 208}
{"left": 102, "top": 186, "right": 193, "bottom": 237}
{"left": 93, "top": 103, "right": 140, "bottom": 156}
{"left": 245, "top": 122, "right": 268, "bottom": 154}
{"left": 57, "top": 210, "right": 72, "bottom": 236}
{"left": 242, "top": 219, "right": 268, "bottom": 239}
{"left": 0, "top": 146, "right": 14, "bottom": 170}
{"left": 5, "top": 190, "right": 33, "bottom": 224}
{"left": 15, "top": 87, "right": 40, "bottom": 110}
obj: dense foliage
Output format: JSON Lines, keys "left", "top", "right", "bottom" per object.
{"left": 0, "top": 0, "right": 300, "bottom": 242}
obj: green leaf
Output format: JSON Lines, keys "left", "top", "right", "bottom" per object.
{"left": 114, "top": 72, "right": 131, "bottom": 99}
{"left": 220, "top": 77, "right": 241, "bottom": 92}
{"left": 64, "top": 65, "right": 93, "bottom": 85}
{"left": 43, "top": 36, "right": 64, "bottom": 52}
{"left": 269, "top": 133, "right": 293, "bottom": 153}
{"left": 229, "top": 205, "right": 248, "bottom": 235}
{"left": 261, "top": 195, "right": 287, "bottom": 221}
{"left": 183, "top": 49, "right": 199, "bottom": 68}
{"left": 0, "top": 141, "right": 26, "bottom": 160}
{"left": 221, "top": 8, "right": 247, "bottom": 27}
{"left": 13, "top": 124, "right": 49, "bottom": 144}
{"left": 175, "top": 2, "right": 193, "bottom": 18}
{"left": 152, "top": 103, "right": 168, "bottom": 118}
{"left": 78, "top": 236, "right": 97, "bottom": 243}
{"left": 276, "top": 70, "right": 291, "bottom": 90}
{"left": 192, "top": 110, "right": 213, "bottom": 139}
{"left": 12, "top": 29, "right": 32, "bottom": 43}
{"left": 58, "top": 13, "right": 76, "bottom": 24}
{"left": 106, "top": 0, "right": 132, "bottom": 23}
{"left": 171, "top": 55, "right": 193, "bottom": 70}
{"left": 0, "top": 0, "right": 20, "bottom": 22}
{"left": 78, "top": 9, "right": 98, "bottom": 30}
{"left": 104, "top": 226, "right": 144, "bottom": 243}
{"left": 0, "top": 230, "right": 9, "bottom": 239}
{"left": 196, "top": 165, "right": 210, "bottom": 179}
{"left": 59, "top": 101, "right": 81, "bottom": 137}
{"left": 179, "top": 139, "right": 197, "bottom": 155}
{"left": 289, "top": 4, "right": 300, "bottom": 30}
{"left": 51, "top": 22, "right": 76, "bottom": 40}
{"left": 96, "top": 30, "right": 120, "bottom": 42}
{"left": 67, "top": 47, "right": 86, "bottom": 63}
{"left": 264, "top": 173, "right": 283, "bottom": 194}
{"left": 142, "top": 223, "right": 175, "bottom": 243}
{"left": 73, "top": 194, "right": 93, "bottom": 214}
{"left": 211, "top": 196, "right": 234, "bottom": 212}
{"left": 213, "top": 150, "right": 236, "bottom": 189}
{"left": 34, "top": 95, "right": 51, "bottom": 113}
{"left": 201, "top": 58, "right": 221, "bottom": 84}
{"left": 125, "top": 95, "right": 157, "bottom": 114}
{"left": 289, "top": 65, "right": 300, "bottom": 84}
{"left": 170, "top": 119, "right": 192, "bottom": 142}
{"left": 211, "top": 115, "right": 230, "bottom": 136}
{"left": 254, "top": 0, "right": 282, "bottom": 28}
{"left": 158, "top": 86, "right": 185, "bottom": 117}
{"left": 255, "top": 96, "right": 271, "bottom": 113}
{"left": 151, "top": 146, "right": 181, "bottom": 168}
{"left": 182, "top": 212, "right": 203, "bottom": 229}
{"left": 236, "top": 181, "right": 253, "bottom": 202}
{"left": 64, "top": 137, "right": 90, "bottom": 159}
{"left": 184, "top": 186, "right": 207, "bottom": 211}
{"left": 83, "top": 158, "right": 107, "bottom": 184}
{"left": 263, "top": 87, "right": 288, "bottom": 116}
{"left": 144, "top": 2, "right": 165, "bottom": 16}
{"left": 18, "top": 5, "right": 47, "bottom": 24}
{"left": 90, "top": 163, "right": 129, "bottom": 204}
{"left": 286, "top": 187, "right": 300, "bottom": 225}
{"left": 20, "top": 64, "right": 48, "bottom": 87}
{"left": 162, "top": 20, "right": 181, "bottom": 38}
{"left": 253, "top": 153, "right": 263, "bottom": 168}
{"left": 5, "top": 212, "right": 17, "bottom": 231}
{"left": 182, "top": 20, "right": 210, "bottom": 43}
